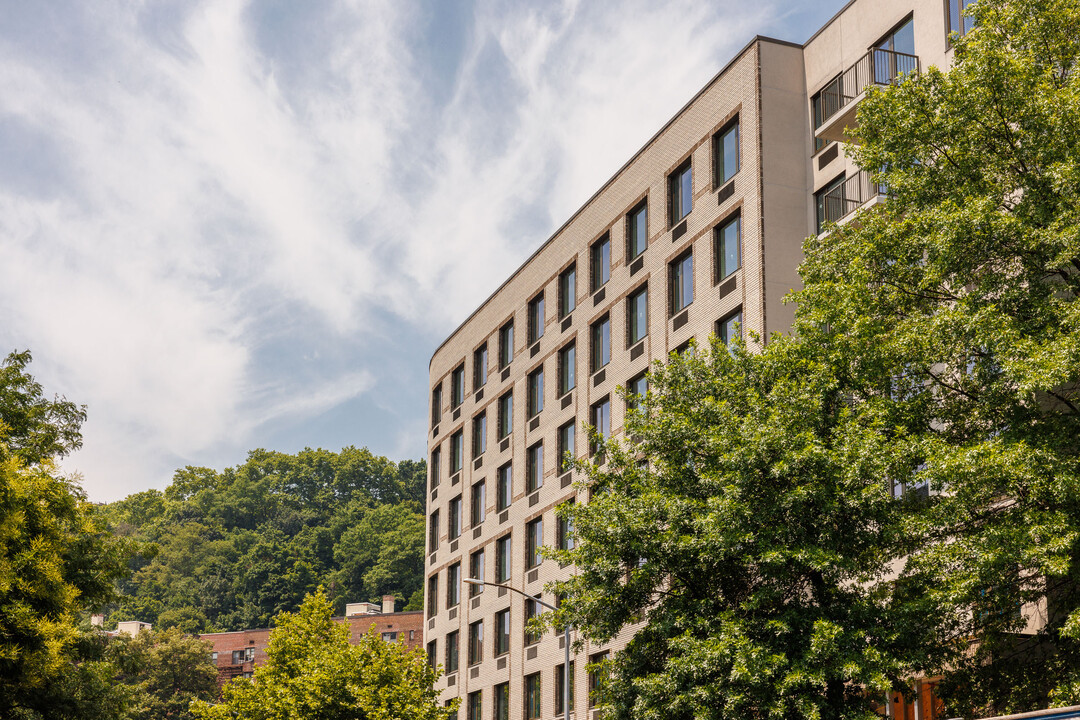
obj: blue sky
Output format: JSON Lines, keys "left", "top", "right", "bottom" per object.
{"left": 0, "top": 0, "right": 844, "bottom": 502}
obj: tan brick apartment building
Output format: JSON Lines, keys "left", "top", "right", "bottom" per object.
{"left": 426, "top": 1, "right": 973, "bottom": 719}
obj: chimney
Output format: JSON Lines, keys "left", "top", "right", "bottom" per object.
{"left": 90, "top": 614, "right": 104, "bottom": 627}
{"left": 382, "top": 595, "right": 396, "bottom": 614}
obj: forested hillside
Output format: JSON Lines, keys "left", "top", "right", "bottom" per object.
{"left": 99, "top": 448, "right": 426, "bottom": 632}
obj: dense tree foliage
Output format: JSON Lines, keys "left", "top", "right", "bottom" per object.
{"left": 556, "top": 0, "right": 1080, "bottom": 717}
{"left": 0, "top": 350, "right": 86, "bottom": 465}
{"left": 106, "top": 627, "right": 218, "bottom": 720}
{"left": 100, "top": 447, "right": 427, "bottom": 631}
{"left": 192, "top": 590, "right": 454, "bottom": 720}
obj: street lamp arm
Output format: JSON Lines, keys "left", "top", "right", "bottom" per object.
{"left": 462, "top": 578, "right": 556, "bottom": 611}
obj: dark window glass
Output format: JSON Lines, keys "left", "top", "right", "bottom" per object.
{"left": 474, "top": 344, "right": 488, "bottom": 390}
{"left": 427, "top": 573, "right": 438, "bottom": 616}
{"left": 559, "top": 265, "right": 577, "bottom": 318}
{"left": 429, "top": 510, "right": 440, "bottom": 552}
{"left": 527, "top": 367, "right": 544, "bottom": 417}
{"left": 451, "top": 365, "right": 465, "bottom": 408}
{"left": 590, "top": 235, "right": 610, "bottom": 291}
{"left": 713, "top": 119, "right": 740, "bottom": 187}
{"left": 497, "top": 463, "right": 512, "bottom": 511}
{"left": 449, "top": 496, "right": 461, "bottom": 540}
{"left": 591, "top": 397, "right": 611, "bottom": 453}
{"left": 473, "top": 414, "right": 486, "bottom": 457}
{"left": 627, "top": 284, "right": 648, "bottom": 346}
{"left": 447, "top": 562, "right": 460, "bottom": 607}
{"left": 668, "top": 161, "right": 692, "bottom": 225}
{"left": 557, "top": 422, "right": 575, "bottom": 474}
{"left": 524, "top": 596, "right": 541, "bottom": 645}
{"left": 558, "top": 342, "right": 576, "bottom": 396}
{"left": 430, "top": 447, "right": 441, "bottom": 489}
{"left": 431, "top": 384, "right": 442, "bottom": 426}
{"left": 526, "top": 443, "right": 544, "bottom": 494}
{"left": 498, "top": 321, "right": 514, "bottom": 369}
{"left": 528, "top": 293, "right": 545, "bottom": 345}
{"left": 446, "top": 630, "right": 459, "bottom": 673}
{"left": 627, "top": 373, "right": 648, "bottom": 410}
{"left": 555, "top": 662, "right": 575, "bottom": 716}
{"left": 526, "top": 518, "right": 543, "bottom": 569}
{"left": 427, "top": 640, "right": 437, "bottom": 669}
{"left": 627, "top": 201, "right": 648, "bottom": 259}
{"left": 451, "top": 431, "right": 464, "bottom": 474}
{"left": 494, "top": 683, "right": 509, "bottom": 720}
{"left": 471, "top": 481, "right": 486, "bottom": 526}
{"left": 716, "top": 215, "right": 741, "bottom": 281}
{"left": 589, "top": 651, "right": 610, "bottom": 708}
{"left": 591, "top": 316, "right": 610, "bottom": 373}
{"left": 670, "top": 252, "right": 694, "bottom": 314}
{"left": 718, "top": 310, "right": 743, "bottom": 348}
{"left": 558, "top": 500, "right": 575, "bottom": 551}
{"left": 468, "top": 690, "right": 482, "bottom": 720}
{"left": 496, "top": 534, "right": 512, "bottom": 582}
{"left": 470, "top": 548, "right": 485, "bottom": 596}
{"left": 495, "top": 608, "right": 511, "bottom": 656}
{"left": 525, "top": 673, "right": 542, "bottom": 720}
{"left": 498, "top": 392, "right": 513, "bottom": 439}
{"left": 815, "top": 174, "right": 846, "bottom": 233}
{"left": 468, "top": 621, "right": 484, "bottom": 665}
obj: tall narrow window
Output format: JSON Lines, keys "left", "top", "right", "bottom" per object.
{"left": 430, "top": 447, "right": 441, "bottom": 489}
{"left": 528, "top": 293, "right": 545, "bottom": 345}
{"left": 716, "top": 214, "right": 741, "bottom": 281}
{"left": 713, "top": 118, "right": 740, "bottom": 187}
{"left": 718, "top": 310, "right": 743, "bottom": 348}
{"left": 524, "top": 596, "right": 542, "bottom": 645}
{"left": 427, "top": 573, "right": 438, "bottom": 616}
{"left": 590, "top": 234, "right": 610, "bottom": 292}
{"left": 555, "top": 662, "right": 575, "bottom": 716}
{"left": 468, "top": 620, "right": 484, "bottom": 665}
{"left": 591, "top": 315, "right": 610, "bottom": 373}
{"left": 557, "top": 421, "right": 575, "bottom": 475}
{"left": 526, "top": 517, "right": 543, "bottom": 569}
{"left": 450, "top": 431, "right": 464, "bottom": 475}
{"left": 446, "top": 630, "right": 459, "bottom": 673}
{"left": 627, "top": 284, "right": 648, "bottom": 346}
{"left": 470, "top": 547, "right": 485, "bottom": 596}
{"left": 447, "top": 562, "right": 461, "bottom": 608}
{"left": 558, "top": 342, "right": 576, "bottom": 396}
{"left": 589, "top": 652, "right": 610, "bottom": 707}
{"left": 431, "top": 384, "right": 442, "bottom": 426}
{"left": 627, "top": 201, "right": 648, "bottom": 260}
{"left": 815, "top": 174, "right": 846, "bottom": 233}
{"left": 559, "top": 264, "right": 577, "bottom": 318}
{"left": 498, "top": 320, "right": 514, "bottom": 369}
{"left": 627, "top": 373, "right": 648, "bottom": 410}
{"left": 495, "top": 534, "right": 512, "bottom": 582}
{"left": 474, "top": 343, "right": 488, "bottom": 390}
{"left": 948, "top": 0, "right": 976, "bottom": 39}
{"left": 526, "top": 442, "right": 544, "bottom": 494}
{"left": 525, "top": 673, "right": 542, "bottom": 720}
{"left": 497, "top": 463, "right": 512, "bottom": 511}
{"left": 557, "top": 500, "right": 576, "bottom": 551}
{"left": 448, "top": 496, "right": 462, "bottom": 540}
{"left": 495, "top": 608, "right": 511, "bottom": 656}
{"left": 527, "top": 367, "right": 544, "bottom": 417}
{"left": 670, "top": 251, "right": 694, "bottom": 314}
{"left": 451, "top": 365, "right": 465, "bottom": 409}
{"left": 495, "top": 682, "right": 510, "bottom": 720}
{"left": 668, "top": 160, "right": 692, "bottom": 225}
{"left": 427, "top": 640, "right": 437, "bottom": 669}
{"left": 591, "top": 397, "right": 611, "bottom": 453}
{"left": 498, "top": 391, "right": 513, "bottom": 439}
{"left": 429, "top": 510, "right": 440, "bottom": 552}
{"left": 468, "top": 691, "right": 482, "bottom": 720}
{"left": 473, "top": 413, "right": 487, "bottom": 457}
{"left": 471, "top": 480, "right": 486, "bottom": 526}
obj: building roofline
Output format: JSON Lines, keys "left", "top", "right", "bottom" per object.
{"left": 429, "top": 34, "right": 802, "bottom": 370}
{"left": 198, "top": 610, "right": 424, "bottom": 638}
{"left": 802, "top": 0, "right": 858, "bottom": 46}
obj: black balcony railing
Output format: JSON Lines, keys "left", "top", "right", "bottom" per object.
{"left": 814, "top": 48, "right": 919, "bottom": 129}
{"left": 818, "top": 171, "right": 886, "bottom": 230}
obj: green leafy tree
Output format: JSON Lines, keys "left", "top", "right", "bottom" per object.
{"left": 0, "top": 350, "right": 86, "bottom": 465}
{"left": 107, "top": 627, "right": 218, "bottom": 720}
{"left": 796, "top": 0, "right": 1080, "bottom": 713}
{"left": 191, "top": 590, "right": 454, "bottom": 720}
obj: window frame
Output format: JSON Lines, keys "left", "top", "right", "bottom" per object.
{"left": 524, "top": 595, "right": 542, "bottom": 646}
{"left": 497, "top": 391, "right": 513, "bottom": 439}
{"left": 557, "top": 499, "right": 575, "bottom": 551}
{"left": 451, "top": 364, "right": 465, "bottom": 409}
{"left": 525, "top": 517, "right": 544, "bottom": 569}
{"left": 590, "top": 233, "right": 611, "bottom": 292}
{"left": 471, "top": 480, "right": 486, "bottom": 526}
{"left": 430, "top": 446, "right": 441, "bottom": 490}
{"left": 525, "top": 672, "right": 542, "bottom": 720}
{"left": 474, "top": 343, "right": 488, "bottom": 391}
{"left": 447, "top": 561, "right": 461, "bottom": 608}
{"left": 668, "top": 159, "right": 693, "bottom": 226}
{"left": 527, "top": 292, "right": 545, "bottom": 346}
{"left": 718, "top": 308, "right": 743, "bottom": 348}
{"left": 712, "top": 116, "right": 740, "bottom": 188}
{"left": 495, "top": 534, "right": 512, "bottom": 583}
{"left": 626, "top": 199, "right": 649, "bottom": 261}
{"left": 472, "top": 413, "right": 487, "bottom": 458}
{"left": 557, "top": 421, "right": 575, "bottom": 475}
{"left": 715, "top": 212, "right": 741, "bottom": 282}
{"left": 527, "top": 366, "right": 545, "bottom": 418}
{"left": 591, "top": 315, "right": 611, "bottom": 373}
{"left": 496, "top": 463, "right": 512, "bottom": 512}
{"left": 468, "top": 620, "right": 484, "bottom": 666}
{"left": 431, "top": 384, "right": 443, "bottom": 427}
{"left": 427, "top": 573, "right": 438, "bottom": 617}
{"left": 498, "top": 320, "right": 514, "bottom": 369}
{"left": 590, "top": 396, "right": 611, "bottom": 455}
{"left": 494, "top": 608, "right": 511, "bottom": 656}
{"left": 429, "top": 510, "right": 440, "bottom": 552}
{"left": 448, "top": 496, "right": 462, "bottom": 541}
{"left": 526, "top": 442, "right": 544, "bottom": 494}
{"left": 627, "top": 283, "right": 648, "bottom": 346}
{"left": 469, "top": 547, "right": 485, "bottom": 597}
{"left": 446, "top": 630, "right": 459, "bottom": 673}
{"left": 558, "top": 263, "right": 577, "bottom": 318}
{"left": 558, "top": 341, "right": 576, "bottom": 396}
{"left": 450, "top": 430, "right": 464, "bottom": 475}
{"left": 669, "top": 250, "right": 694, "bottom": 315}
{"left": 468, "top": 691, "right": 482, "bottom": 720}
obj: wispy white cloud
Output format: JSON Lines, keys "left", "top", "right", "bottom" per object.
{"left": 0, "top": 0, "right": 838, "bottom": 500}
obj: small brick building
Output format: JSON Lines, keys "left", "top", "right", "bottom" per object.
{"left": 199, "top": 595, "right": 424, "bottom": 685}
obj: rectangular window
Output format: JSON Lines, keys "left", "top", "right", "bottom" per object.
{"left": 525, "top": 517, "right": 543, "bottom": 569}
{"left": 427, "top": 640, "right": 437, "bottom": 669}
{"left": 451, "top": 365, "right": 465, "bottom": 409}
{"left": 468, "top": 620, "right": 484, "bottom": 666}
{"left": 496, "top": 463, "right": 512, "bottom": 511}
{"left": 557, "top": 421, "right": 575, "bottom": 475}
{"left": 811, "top": 87, "right": 833, "bottom": 152}
{"left": 716, "top": 214, "right": 741, "bottom": 282}
{"left": 558, "top": 342, "right": 576, "bottom": 396}
{"left": 498, "top": 320, "right": 514, "bottom": 369}
{"left": 591, "top": 397, "right": 611, "bottom": 454}
{"left": 591, "top": 315, "right": 610, "bottom": 373}
{"left": 495, "top": 534, "right": 512, "bottom": 582}
{"left": 590, "top": 234, "right": 610, "bottom": 292}
{"left": 527, "top": 366, "right": 544, "bottom": 417}
{"left": 494, "top": 682, "right": 509, "bottom": 720}
{"left": 474, "top": 343, "right": 488, "bottom": 390}
{"left": 430, "top": 447, "right": 441, "bottom": 489}
{"left": 471, "top": 480, "right": 486, "bottom": 526}
{"left": 555, "top": 662, "right": 575, "bottom": 716}
{"left": 494, "top": 608, "right": 511, "bottom": 656}
{"left": 431, "top": 384, "right": 442, "bottom": 426}
{"left": 815, "top": 174, "right": 846, "bottom": 233}
{"left": 449, "top": 496, "right": 462, "bottom": 541}
{"left": 627, "top": 284, "right": 648, "bottom": 346}
{"left": 429, "top": 510, "right": 440, "bottom": 552}
{"left": 558, "top": 264, "right": 576, "bottom": 318}
{"left": 589, "top": 652, "right": 610, "bottom": 708}
{"left": 713, "top": 117, "right": 740, "bottom": 187}
{"left": 446, "top": 630, "right": 459, "bottom": 673}
{"left": 668, "top": 160, "right": 692, "bottom": 225}
{"left": 472, "top": 413, "right": 487, "bottom": 458}
{"left": 718, "top": 310, "right": 742, "bottom": 348}
{"left": 469, "top": 548, "right": 485, "bottom": 596}
{"left": 525, "top": 673, "right": 542, "bottom": 720}
{"left": 427, "top": 574, "right": 438, "bottom": 616}
{"left": 498, "top": 391, "right": 513, "bottom": 439}
{"left": 528, "top": 293, "right": 545, "bottom": 345}
{"left": 526, "top": 442, "right": 544, "bottom": 494}
{"left": 447, "top": 562, "right": 461, "bottom": 608}
{"left": 948, "top": 0, "right": 976, "bottom": 39}
{"left": 670, "top": 251, "right": 694, "bottom": 314}
{"left": 627, "top": 373, "right": 648, "bottom": 410}
{"left": 468, "top": 690, "right": 482, "bottom": 720}
{"left": 450, "top": 431, "right": 464, "bottom": 475}
{"left": 558, "top": 500, "right": 576, "bottom": 551}
{"left": 627, "top": 200, "right": 648, "bottom": 260}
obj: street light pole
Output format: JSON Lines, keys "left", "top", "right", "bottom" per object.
{"left": 463, "top": 578, "right": 571, "bottom": 720}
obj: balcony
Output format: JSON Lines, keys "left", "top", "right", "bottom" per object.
{"left": 817, "top": 171, "right": 886, "bottom": 232}
{"left": 814, "top": 48, "right": 919, "bottom": 143}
